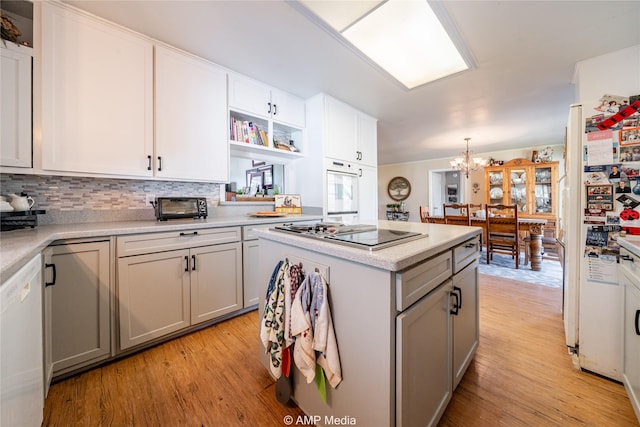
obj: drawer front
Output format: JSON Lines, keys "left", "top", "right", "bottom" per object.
{"left": 396, "top": 251, "right": 452, "bottom": 311}
{"left": 453, "top": 236, "right": 480, "bottom": 274}
{"left": 117, "top": 227, "right": 241, "bottom": 257}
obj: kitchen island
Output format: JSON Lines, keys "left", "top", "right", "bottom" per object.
{"left": 256, "top": 220, "right": 482, "bottom": 426}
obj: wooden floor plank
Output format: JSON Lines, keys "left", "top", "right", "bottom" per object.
{"left": 43, "top": 273, "right": 638, "bottom": 426}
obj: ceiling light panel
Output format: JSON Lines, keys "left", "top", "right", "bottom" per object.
{"left": 296, "top": 0, "right": 471, "bottom": 89}
{"left": 299, "top": 1, "right": 384, "bottom": 32}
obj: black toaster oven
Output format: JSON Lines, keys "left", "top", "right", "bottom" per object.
{"left": 154, "top": 197, "right": 208, "bottom": 221}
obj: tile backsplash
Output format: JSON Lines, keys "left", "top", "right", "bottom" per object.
{"left": 1, "top": 174, "right": 221, "bottom": 224}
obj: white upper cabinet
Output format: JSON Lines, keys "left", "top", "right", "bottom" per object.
{"left": 357, "top": 112, "right": 378, "bottom": 168}
{"left": 324, "top": 95, "right": 378, "bottom": 166}
{"left": 325, "top": 96, "right": 358, "bottom": 162}
{"left": 270, "top": 87, "right": 306, "bottom": 129}
{"left": 228, "top": 73, "right": 305, "bottom": 128}
{"left": 1, "top": 42, "right": 32, "bottom": 168}
{"left": 41, "top": 2, "right": 154, "bottom": 177}
{"left": 155, "top": 44, "right": 228, "bottom": 182}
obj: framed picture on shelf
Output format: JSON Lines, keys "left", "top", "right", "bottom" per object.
{"left": 275, "top": 194, "right": 302, "bottom": 214}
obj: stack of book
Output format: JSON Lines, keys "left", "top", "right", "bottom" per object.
{"left": 230, "top": 117, "right": 269, "bottom": 147}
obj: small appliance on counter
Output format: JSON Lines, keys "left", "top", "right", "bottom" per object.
{"left": 153, "top": 197, "right": 207, "bottom": 221}
{"left": 0, "top": 193, "right": 46, "bottom": 231}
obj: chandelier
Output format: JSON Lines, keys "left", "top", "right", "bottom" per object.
{"left": 450, "top": 137, "right": 487, "bottom": 178}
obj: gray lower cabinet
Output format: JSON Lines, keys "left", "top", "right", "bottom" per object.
{"left": 43, "top": 240, "right": 111, "bottom": 382}
{"left": 117, "top": 249, "right": 191, "bottom": 350}
{"left": 396, "top": 237, "right": 479, "bottom": 426}
{"left": 621, "top": 268, "right": 640, "bottom": 420}
{"left": 242, "top": 239, "right": 261, "bottom": 307}
{"left": 452, "top": 259, "right": 479, "bottom": 389}
{"left": 117, "top": 227, "right": 242, "bottom": 351}
{"left": 396, "top": 279, "right": 453, "bottom": 426}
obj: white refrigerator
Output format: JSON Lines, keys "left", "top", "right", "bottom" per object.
{"left": 563, "top": 98, "right": 640, "bottom": 381}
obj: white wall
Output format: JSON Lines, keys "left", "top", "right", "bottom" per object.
{"left": 574, "top": 45, "right": 640, "bottom": 103}
{"left": 378, "top": 145, "right": 565, "bottom": 222}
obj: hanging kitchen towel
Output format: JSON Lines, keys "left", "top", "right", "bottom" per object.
{"left": 260, "top": 260, "right": 287, "bottom": 378}
{"left": 315, "top": 363, "right": 328, "bottom": 404}
{"left": 290, "top": 273, "right": 316, "bottom": 383}
{"left": 310, "top": 272, "right": 342, "bottom": 388}
{"left": 284, "top": 263, "right": 304, "bottom": 348}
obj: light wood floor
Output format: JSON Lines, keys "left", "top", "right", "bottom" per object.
{"left": 43, "top": 274, "right": 639, "bottom": 427}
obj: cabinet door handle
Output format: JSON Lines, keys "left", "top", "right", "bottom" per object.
{"left": 184, "top": 255, "right": 189, "bottom": 272}
{"left": 147, "top": 155, "right": 152, "bottom": 171}
{"left": 157, "top": 156, "right": 162, "bottom": 172}
{"left": 179, "top": 231, "right": 198, "bottom": 237}
{"left": 450, "top": 291, "right": 459, "bottom": 315}
{"left": 358, "top": 168, "right": 363, "bottom": 177}
{"left": 267, "top": 102, "right": 272, "bottom": 114}
{"left": 635, "top": 309, "right": 640, "bottom": 336}
{"left": 273, "top": 103, "right": 277, "bottom": 116}
{"left": 192, "top": 254, "right": 197, "bottom": 271}
{"left": 453, "top": 286, "right": 462, "bottom": 309}
{"left": 45, "top": 263, "right": 56, "bottom": 287}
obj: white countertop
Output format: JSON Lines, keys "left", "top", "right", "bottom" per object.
{"left": 254, "top": 220, "right": 482, "bottom": 271}
{"left": 0, "top": 214, "right": 321, "bottom": 281}
{"left": 619, "top": 236, "right": 640, "bottom": 257}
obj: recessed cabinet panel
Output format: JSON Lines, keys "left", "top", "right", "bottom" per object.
{"left": 41, "top": 2, "right": 154, "bottom": 176}
{"left": 357, "top": 113, "right": 378, "bottom": 167}
{"left": 243, "top": 240, "right": 261, "bottom": 307}
{"left": 155, "top": 44, "right": 228, "bottom": 182}
{"left": 396, "top": 280, "right": 452, "bottom": 427}
{"left": 190, "top": 242, "right": 242, "bottom": 324}
{"left": 1, "top": 43, "right": 32, "bottom": 168}
{"left": 118, "top": 250, "right": 191, "bottom": 350}
{"left": 622, "top": 272, "right": 640, "bottom": 418}
{"left": 325, "top": 96, "right": 358, "bottom": 162}
{"left": 228, "top": 73, "right": 271, "bottom": 119}
{"left": 44, "top": 241, "right": 111, "bottom": 377}
{"left": 271, "top": 87, "right": 306, "bottom": 128}
{"left": 452, "top": 260, "right": 479, "bottom": 389}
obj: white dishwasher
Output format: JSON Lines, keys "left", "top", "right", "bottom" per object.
{"left": 1, "top": 254, "right": 44, "bottom": 427}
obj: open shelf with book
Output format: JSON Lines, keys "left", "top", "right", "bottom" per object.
{"left": 229, "top": 109, "right": 304, "bottom": 163}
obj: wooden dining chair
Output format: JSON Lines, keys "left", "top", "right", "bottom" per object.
{"left": 419, "top": 206, "right": 430, "bottom": 223}
{"left": 486, "top": 204, "right": 520, "bottom": 269}
{"left": 443, "top": 203, "right": 471, "bottom": 226}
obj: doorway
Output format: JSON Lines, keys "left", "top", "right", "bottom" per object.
{"left": 429, "top": 170, "right": 464, "bottom": 217}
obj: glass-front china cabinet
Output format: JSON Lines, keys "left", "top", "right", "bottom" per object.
{"left": 484, "top": 158, "right": 559, "bottom": 220}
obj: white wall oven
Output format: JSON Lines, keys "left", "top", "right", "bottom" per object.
{"left": 326, "top": 160, "right": 359, "bottom": 224}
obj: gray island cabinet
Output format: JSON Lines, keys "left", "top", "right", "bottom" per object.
{"left": 256, "top": 221, "right": 481, "bottom": 427}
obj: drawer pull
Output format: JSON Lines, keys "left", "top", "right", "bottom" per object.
{"left": 450, "top": 291, "right": 459, "bottom": 315}
{"left": 45, "top": 263, "right": 57, "bottom": 287}
{"left": 179, "top": 231, "right": 198, "bottom": 237}
{"left": 621, "top": 254, "right": 634, "bottom": 262}
{"left": 453, "top": 285, "right": 462, "bottom": 309}
{"left": 465, "top": 243, "right": 476, "bottom": 248}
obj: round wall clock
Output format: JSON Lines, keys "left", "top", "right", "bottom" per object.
{"left": 387, "top": 176, "right": 411, "bottom": 201}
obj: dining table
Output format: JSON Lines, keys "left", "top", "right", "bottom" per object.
{"left": 426, "top": 216, "right": 548, "bottom": 271}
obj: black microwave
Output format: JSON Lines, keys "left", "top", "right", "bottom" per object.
{"left": 154, "top": 197, "right": 207, "bottom": 221}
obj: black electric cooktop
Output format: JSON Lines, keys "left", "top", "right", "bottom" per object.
{"left": 273, "top": 223, "right": 427, "bottom": 251}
